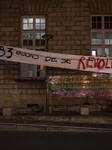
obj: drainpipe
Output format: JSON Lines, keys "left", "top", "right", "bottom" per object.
{"left": 42, "top": 34, "right": 53, "bottom": 114}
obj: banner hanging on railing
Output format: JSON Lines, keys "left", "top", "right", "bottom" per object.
{"left": 0, "top": 45, "right": 112, "bottom": 74}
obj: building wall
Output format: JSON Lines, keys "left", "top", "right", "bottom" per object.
{"left": 0, "top": 0, "right": 112, "bottom": 112}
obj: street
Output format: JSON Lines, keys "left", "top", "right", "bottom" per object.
{"left": 0, "top": 131, "right": 112, "bottom": 150}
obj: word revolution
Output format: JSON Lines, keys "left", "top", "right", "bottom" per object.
{"left": 78, "top": 56, "right": 112, "bottom": 70}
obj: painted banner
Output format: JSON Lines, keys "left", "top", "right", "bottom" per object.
{"left": 0, "top": 45, "right": 112, "bottom": 74}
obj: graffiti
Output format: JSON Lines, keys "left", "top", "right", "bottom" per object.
{"left": 0, "top": 46, "right": 13, "bottom": 59}
{"left": 1, "top": 45, "right": 112, "bottom": 74}
{"left": 61, "top": 59, "right": 71, "bottom": 64}
{"left": 49, "top": 89, "right": 112, "bottom": 98}
{"left": 49, "top": 83, "right": 112, "bottom": 90}
{"left": 48, "top": 75, "right": 112, "bottom": 84}
{"left": 48, "top": 76, "right": 112, "bottom": 99}
{"left": 16, "top": 50, "right": 39, "bottom": 59}
{"left": 45, "top": 56, "right": 57, "bottom": 62}
{"left": 77, "top": 56, "right": 112, "bottom": 70}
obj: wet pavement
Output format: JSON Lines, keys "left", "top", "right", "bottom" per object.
{"left": 0, "top": 112, "right": 112, "bottom": 132}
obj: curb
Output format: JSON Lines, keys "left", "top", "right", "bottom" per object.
{"left": 0, "top": 122, "right": 112, "bottom": 132}
{"left": 12, "top": 115, "right": 112, "bottom": 125}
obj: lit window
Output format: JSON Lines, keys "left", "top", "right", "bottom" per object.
{"left": 23, "top": 18, "right": 33, "bottom": 30}
{"left": 92, "top": 32, "right": 102, "bottom": 45}
{"left": 23, "top": 33, "right": 33, "bottom": 46}
{"left": 35, "top": 18, "right": 46, "bottom": 29}
{"left": 21, "top": 16, "right": 46, "bottom": 78}
{"left": 22, "top": 16, "right": 46, "bottom": 48}
{"left": 91, "top": 15, "right": 112, "bottom": 57}
{"left": 104, "top": 32, "right": 112, "bottom": 45}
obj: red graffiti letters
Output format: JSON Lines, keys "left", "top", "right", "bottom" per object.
{"left": 77, "top": 56, "right": 112, "bottom": 70}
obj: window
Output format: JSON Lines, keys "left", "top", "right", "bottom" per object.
{"left": 22, "top": 17, "right": 46, "bottom": 49}
{"left": 91, "top": 15, "right": 112, "bottom": 57}
{"left": 21, "top": 16, "right": 46, "bottom": 78}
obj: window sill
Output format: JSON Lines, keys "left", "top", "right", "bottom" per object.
{"left": 15, "top": 77, "right": 46, "bottom": 81}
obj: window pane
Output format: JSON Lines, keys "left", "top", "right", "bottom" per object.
{"left": 92, "top": 48, "right": 103, "bottom": 57}
{"left": 92, "top": 32, "right": 102, "bottom": 38}
{"left": 98, "top": 48, "right": 103, "bottom": 56}
{"left": 92, "top": 16, "right": 96, "bottom": 22}
{"left": 97, "top": 16, "right": 101, "bottom": 22}
{"left": 35, "top": 23, "right": 45, "bottom": 30}
{"left": 104, "top": 16, "right": 112, "bottom": 29}
{"left": 97, "top": 48, "right": 103, "bottom": 56}
{"left": 104, "top": 23, "right": 109, "bottom": 29}
{"left": 35, "top": 18, "right": 46, "bottom": 29}
{"left": 97, "top": 23, "right": 102, "bottom": 29}
{"left": 23, "top": 24, "right": 33, "bottom": 30}
{"left": 110, "top": 16, "right": 112, "bottom": 22}
{"left": 35, "top": 24, "right": 41, "bottom": 29}
{"left": 92, "top": 50, "right": 96, "bottom": 56}
{"left": 104, "top": 16, "right": 109, "bottom": 22}
{"left": 23, "top": 18, "right": 33, "bottom": 23}
{"left": 35, "top": 33, "right": 45, "bottom": 46}
{"left": 23, "top": 18, "right": 33, "bottom": 30}
{"left": 36, "top": 18, "right": 41, "bottom": 23}
{"left": 92, "top": 16, "right": 102, "bottom": 29}
{"left": 36, "top": 18, "right": 45, "bottom": 23}
{"left": 92, "top": 23, "right": 96, "bottom": 29}
{"left": 23, "top": 33, "right": 33, "bottom": 39}
{"left": 35, "top": 33, "right": 41, "bottom": 39}
{"left": 41, "top": 18, "right": 45, "bottom": 23}
{"left": 21, "top": 64, "right": 28, "bottom": 77}
{"left": 41, "top": 24, "right": 45, "bottom": 29}
{"left": 21, "top": 64, "right": 37, "bottom": 77}
{"left": 105, "top": 48, "right": 112, "bottom": 56}
{"left": 105, "top": 32, "right": 112, "bottom": 45}
{"left": 27, "top": 64, "right": 37, "bottom": 77}
{"left": 110, "top": 23, "right": 112, "bottom": 29}
{"left": 23, "top": 33, "right": 33, "bottom": 46}
{"left": 92, "top": 32, "right": 102, "bottom": 45}
{"left": 105, "top": 48, "right": 109, "bottom": 56}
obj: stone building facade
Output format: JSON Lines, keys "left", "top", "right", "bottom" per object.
{"left": 0, "top": 0, "right": 112, "bottom": 115}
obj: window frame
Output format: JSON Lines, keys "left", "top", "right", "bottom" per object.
{"left": 91, "top": 15, "right": 112, "bottom": 57}
{"left": 21, "top": 16, "right": 46, "bottom": 50}
{"left": 20, "top": 16, "right": 46, "bottom": 79}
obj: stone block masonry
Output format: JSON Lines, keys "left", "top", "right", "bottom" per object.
{"left": 0, "top": 0, "right": 112, "bottom": 114}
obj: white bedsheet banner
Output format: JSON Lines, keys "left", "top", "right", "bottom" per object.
{"left": 0, "top": 45, "right": 112, "bottom": 74}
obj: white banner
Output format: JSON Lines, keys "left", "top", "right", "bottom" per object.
{"left": 0, "top": 45, "right": 112, "bottom": 74}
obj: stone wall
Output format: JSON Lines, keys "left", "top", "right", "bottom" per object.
{"left": 0, "top": 0, "right": 112, "bottom": 112}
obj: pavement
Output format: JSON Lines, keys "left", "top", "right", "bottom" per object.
{"left": 0, "top": 112, "right": 112, "bottom": 132}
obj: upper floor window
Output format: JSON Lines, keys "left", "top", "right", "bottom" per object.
{"left": 91, "top": 15, "right": 112, "bottom": 57}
